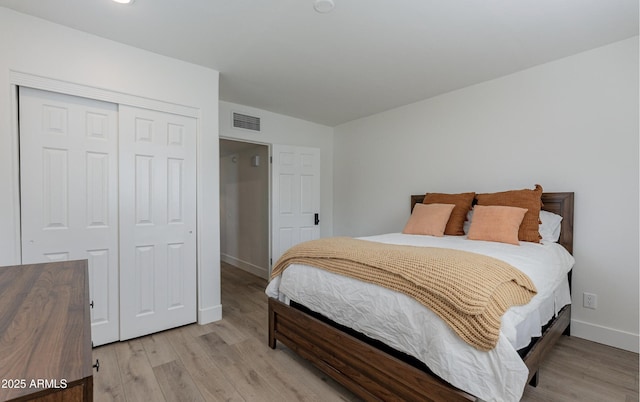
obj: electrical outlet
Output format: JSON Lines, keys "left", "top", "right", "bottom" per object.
{"left": 583, "top": 292, "right": 598, "bottom": 309}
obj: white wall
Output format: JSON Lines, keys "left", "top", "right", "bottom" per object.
{"left": 333, "top": 37, "right": 639, "bottom": 352}
{"left": 220, "top": 153, "right": 240, "bottom": 262}
{"left": 0, "top": 8, "right": 222, "bottom": 324}
{"left": 220, "top": 101, "right": 334, "bottom": 238}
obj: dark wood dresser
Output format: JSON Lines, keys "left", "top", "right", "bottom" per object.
{"left": 0, "top": 260, "right": 93, "bottom": 401}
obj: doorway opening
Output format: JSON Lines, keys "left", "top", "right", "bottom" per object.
{"left": 219, "top": 139, "right": 270, "bottom": 279}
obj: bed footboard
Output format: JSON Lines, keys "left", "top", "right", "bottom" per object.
{"left": 268, "top": 297, "right": 474, "bottom": 402}
{"left": 269, "top": 298, "right": 572, "bottom": 401}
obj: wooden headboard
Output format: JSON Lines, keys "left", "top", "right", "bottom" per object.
{"left": 410, "top": 192, "right": 574, "bottom": 254}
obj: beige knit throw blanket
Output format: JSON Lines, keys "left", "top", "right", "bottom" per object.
{"left": 270, "top": 237, "right": 537, "bottom": 351}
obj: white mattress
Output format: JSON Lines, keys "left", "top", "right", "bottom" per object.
{"left": 265, "top": 233, "right": 575, "bottom": 402}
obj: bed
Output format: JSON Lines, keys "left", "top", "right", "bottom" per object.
{"left": 266, "top": 191, "right": 574, "bottom": 401}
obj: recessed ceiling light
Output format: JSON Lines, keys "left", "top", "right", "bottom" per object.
{"left": 113, "top": 0, "right": 134, "bottom": 4}
{"left": 313, "top": 0, "right": 334, "bottom": 13}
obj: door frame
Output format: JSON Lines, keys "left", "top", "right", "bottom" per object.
{"left": 219, "top": 137, "right": 272, "bottom": 276}
{"left": 8, "top": 71, "right": 218, "bottom": 325}
{"left": 219, "top": 137, "right": 322, "bottom": 278}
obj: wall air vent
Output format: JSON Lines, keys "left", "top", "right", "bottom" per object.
{"left": 233, "top": 112, "right": 261, "bottom": 132}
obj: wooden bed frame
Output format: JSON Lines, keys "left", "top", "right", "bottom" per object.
{"left": 268, "top": 192, "right": 574, "bottom": 401}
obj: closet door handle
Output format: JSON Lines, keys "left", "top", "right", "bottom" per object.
{"left": 314, "top": 213, "right": 320, "bottom": 225}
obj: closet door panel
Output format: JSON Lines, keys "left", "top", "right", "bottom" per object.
{"left": 19, "top": 87, "right": 120, "bottom": 346}
{"left": 119, "top": 105, "right": 197, "bottom": 340}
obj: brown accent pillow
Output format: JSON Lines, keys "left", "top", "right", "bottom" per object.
{"left": 475, "top": 184, "right": 543, "bottom": 243}
{"left": 467, "top": 205, "right": 528, "bottom": 245}
{"left": 423, "top": 192, "right": 476, "bottom": 236}
{"left": 403, "top": 203, "right": 456, "bottom": 237}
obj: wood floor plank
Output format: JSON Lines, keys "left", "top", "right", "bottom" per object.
{"left": 141, "top": 331, "right": 178, "bottom": 368}
{"left": 223, "top": 305, "right": 267, "bottom": 342}
{"left": 197, "top": 331, "right": 290, "bottom": 402}
{"left": 164, "top": 326, "right": 245, "bottom": 402}
{"left": 232, "top": 337, "right": 321, "bottom": 401}
{"left": 182, "top": 320, "right": 219, "bottom": 337}
{"left": 205, "top": 317, "right": 252, "bottom": 346}
{"left": 92, "top": 344, "right": 126, "bottom": 402}
{"left": 113, "top": 339, "right": 166, "bottom": 402}
{"left": 153, "top": 359, "right": 205, "bottom": 402}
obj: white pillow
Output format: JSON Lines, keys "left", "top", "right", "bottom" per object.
{"left": 539, "top": 210, "right": 563, "bottom": 242}
{"left": 464, "top": 209, "right": 563, "bottom": 242}
{"left": 463, "top": 209, "right": 473, "bottom": 235}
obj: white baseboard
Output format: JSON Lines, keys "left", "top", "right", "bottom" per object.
{"left": 221, "top": 253, "right": 269, "bottom": 279}
{"left": 571, "top": 319, "right": 639, "bottom": 353}
{"left": 198, "top": 304, "right": 222, "bottom": 324}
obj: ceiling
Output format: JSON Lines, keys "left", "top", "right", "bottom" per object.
{"left": 1, "top": 1, "right": 637, "bottom": 126}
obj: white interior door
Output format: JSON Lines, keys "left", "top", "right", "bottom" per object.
{"left": 118, "top": 105, "right": 197, "bottom": 340}
{"left": 271, "top": 145, "right": 320, "bottom": 267}
{"left": 19, "top": 87, "right": 120, "bottom": 346}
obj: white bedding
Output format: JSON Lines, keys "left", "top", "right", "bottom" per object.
{"left": 265, "top": 233, "right": 575, "bottom": 402}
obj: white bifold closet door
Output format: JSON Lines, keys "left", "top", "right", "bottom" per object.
{"left": 19, "top": 88, "right": 197, "bottom": 345}
{"left": 118, "top": 105, "right": 197, "bottom": 341}
{"left": 19, "top": 87, "right": 120, "bottom": 346}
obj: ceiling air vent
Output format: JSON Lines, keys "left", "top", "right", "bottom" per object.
{"left": 233, "top": 112, "right": 261, "bottom": 132}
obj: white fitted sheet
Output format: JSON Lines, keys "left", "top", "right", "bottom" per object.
{"left": 265, "top": 234, "right": 574, "bottom": 402}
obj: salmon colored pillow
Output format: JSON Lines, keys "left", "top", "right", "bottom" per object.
{"left": 475, "top": 184, "right": 543, "bottom": 243}
{"left": 423, "top": 192, "right": 475, "bottom": 236}
{"left": 467, "top": 205, "right": 528, "bottom": 245}
{"left": 403, "top": 203, "right": 456, "bottom": 237}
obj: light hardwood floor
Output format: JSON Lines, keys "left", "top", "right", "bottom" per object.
{"left": 93, "top": 263, "right": 639, "bottom": 401}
